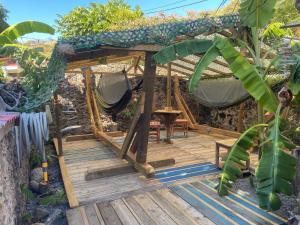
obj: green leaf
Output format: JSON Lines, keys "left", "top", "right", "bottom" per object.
{"left": 218, "top": 124, "right": 268, "bottom": 196}
{"left": 288, "top": 60, "right": 300, "bottom": 96}
{"left": 256, "top": 104, "right": 297, "bottom": 211}
{"left": 239, "top": 0, "right": 277, "bottom": 28}
{"left": 0, "top": 21, "right": 54, "bottom": 45}
{"left": 153, "top": 39, "right": 213, "bottom": 65}
{"left": 262, "top": 22, "right": 293, "bottom": 41}
{"left": 188, "top": 44, "right": 220, "bottom": 91}
{"left": 214, "top": 37, "right": 278, "bottom": 113}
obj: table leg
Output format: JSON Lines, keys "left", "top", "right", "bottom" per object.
{"left": 215, "top": 143, "right": 220, "bottom": 168}
{"left": 165, "top": 125, "right": 172, "bottom": 144}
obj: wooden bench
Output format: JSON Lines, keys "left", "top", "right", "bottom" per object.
{"left": 172, "top": 119, "right": 188, "bottom": 137}
{"left": 215, "top": 138, "right": 250, "bottom": 170}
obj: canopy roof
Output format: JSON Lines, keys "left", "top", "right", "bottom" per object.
{"left": 12, "top": 13, "right": 267, "bottom": 111}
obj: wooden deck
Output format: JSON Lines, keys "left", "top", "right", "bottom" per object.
{"left": 56, "top": 131, "right": 260, "bottom": 208}
{"left": 67, "top": 179, "right": 287, "bottom": 225}
{"left": 67, "top": 187, "right": 214, "bottom": 225}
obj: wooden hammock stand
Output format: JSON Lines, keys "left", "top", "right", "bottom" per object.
{"left": 53, "top": 44, "right": 245, "bottom": 182}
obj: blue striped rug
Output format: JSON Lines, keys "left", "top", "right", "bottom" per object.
{"left": 154, "top": 162, "right": 220, "bottom": 183}
{"left": 170, "top": 179, "right": 287, "bottom": 225}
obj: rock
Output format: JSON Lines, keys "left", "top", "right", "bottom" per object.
{"left": 34, "top": 207, "right": 50, "bottom": 221}
{"left": 31, "top": 223, "right": 45, "bottom": 225}
{"left": 31, "top": 167, "right": 43, "bottom": 183}
{"left": 45, "top": 209, "right": 62, "bottom": 225}
{"left": 29, "top": 180, "right": 40, "bottom": 193}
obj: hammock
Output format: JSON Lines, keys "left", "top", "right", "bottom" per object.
{"left": 192, "top": 78, "right": 249, "bottom": 108}
{"left": 94, "top": 71, "right": 132, "bottom": 119}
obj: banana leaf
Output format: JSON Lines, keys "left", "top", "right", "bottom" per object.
{"left": 256, "top": 104, "right": 297, "bottom": 211}
{"left": 288, "top": 60, "right": 300, "bottom": 96}
{"left": 218, "top": 124, "right": 268, "bottom": 196}
{"left": 188, "top": 45, "right": 220, "bottom": 91}
{"left": 153, "top": 39, "right": 213, "bottom": 65}
{"left": 0, "top": 21, "right": 55, "bottom": 45}
{"left": 239, "top": 0, "right": 277, "bottom": 28}
{"left": 214, "top": 37, "right": 278, "bottom": 113}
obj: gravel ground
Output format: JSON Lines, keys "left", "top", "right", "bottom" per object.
{"left": 231, "top": 175, "right": 299, "bottom": 224}
{"left": 24, "top": 143, "right": 68, "bottom": 225}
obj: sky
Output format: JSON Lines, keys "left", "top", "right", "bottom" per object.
{"left": 1, "top": 0, "right": 225, "bottom": 40}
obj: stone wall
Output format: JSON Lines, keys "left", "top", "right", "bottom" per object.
{"left": 0, "top": 127, "right": 29, "bottom": 225}
{"left": 199, "top": 98, "right": 258, "bottom": 132}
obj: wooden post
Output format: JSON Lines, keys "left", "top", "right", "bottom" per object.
{"left": 136, "top": 52, "right": 156, "bottom": 163}
{"left": 81, "top": 67, "right": 96, "bottom": 132}
{"left": 237, "top": 102, "right": 245, "bottom": 132}
{"left": 166, "top": 63, "right": 172, "bottom": 109}
{"left": 53, "top": 92, "right": 63, "bottom": 156}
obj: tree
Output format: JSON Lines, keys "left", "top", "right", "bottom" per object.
{"left": 273, "top": 0, "right": 300, "bottom": 23}
{"left": 56, "top": 0, "right": 143, "bottom": 38}
{"left": 0, "top": 3, "right": 9, "bottom": 32}
{"left": 154, "top": 0, "right": 299, "bottom": 211}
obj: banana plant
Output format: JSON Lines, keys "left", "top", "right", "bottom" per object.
{"left": 0, "top": 21, "right": 55, "bottom": 46}
{"left": 153, "top": 0, "right": 299, "bottom": 210}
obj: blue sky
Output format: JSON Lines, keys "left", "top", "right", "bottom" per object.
{"left": 1, "top": 0, "right": 225, "bottom": 40}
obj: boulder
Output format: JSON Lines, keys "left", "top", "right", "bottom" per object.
{"left": 30, "top": 167, "right": 43, "bottom": 183}
{"left": 29, "top": 180, "right": 40, "bottom": 193}
{"left": 34, "top": 207, "right": 49, "bottom": 221}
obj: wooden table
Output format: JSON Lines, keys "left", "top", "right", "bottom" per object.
{"left": 153, "top": 109, "right": 182, "bottom": 144}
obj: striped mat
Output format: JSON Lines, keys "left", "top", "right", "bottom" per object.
{"left": 154, "top": 162, "right": 220, "bottom": 183}
{"left": 170, "top": 179, "right": 287, "bottom": 225}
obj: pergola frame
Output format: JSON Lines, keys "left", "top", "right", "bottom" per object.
{"left": 54, "top": 15, "right": 266, "bottom": 176}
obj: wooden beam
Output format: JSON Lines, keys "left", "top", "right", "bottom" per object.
{"left": 106, "top": 131, "right": 124, "bottom": 137}
{"left": 237, "top": 102, "right": 245, "bottom": 133}
{"left": 58, "top": 155, "right": 79, "bottom": 208}
{"left": 167, "top": 63, "right": 172, "bottom": 108}
{"left": 120, "top": 94, "right": 144, "bottom": 158}
{"left": 65, "top": 134, "right": 95, "bottom": 142}
{"left": 53, "top": 92, "right": 63, "bottom": 156}
{"left": 193, "top": 124, "right": 240, "bottom": 138}
{"left": 170, "top": 62, "right": 194, "bottom": 72}
{"left": 174, "top": 58, "right": 221, "bottom": 77}
{"left": 174, "top": 76, "right": 197, "bottom": 125}
{"left": 85, "top": 164, "right": 135, "bottom": 180}
{"left": 158, "top": 65, "right": 191, "bottom": 76}
{"left": 148, "top": 158, "right": 176, "bottom": 168}
{"left": 91, "top": 89, "right": 103, "bottom": 132}
{"left": 95, "top": 131, "right": 155, "bottom": 176}
{"left": 81, "top": 67, "right": 97, "bottom": 131}
{"left": 136, "top": 51, "right": 156, "bottom": 164}
{"left": 102, "top": 44, "right": 162, "bottom": 52}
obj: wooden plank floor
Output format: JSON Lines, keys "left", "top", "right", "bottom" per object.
{"left": 60, "top": 138, "right": 159, "bottom": 206}
{"left": 67, "top": 179, "right": 287, "bottom": 225}
{"left": 67, "top": 187, "right": 215, "bottom": 225}
{"left": 59, "top": 131, "right": 259, "bottom": 207}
